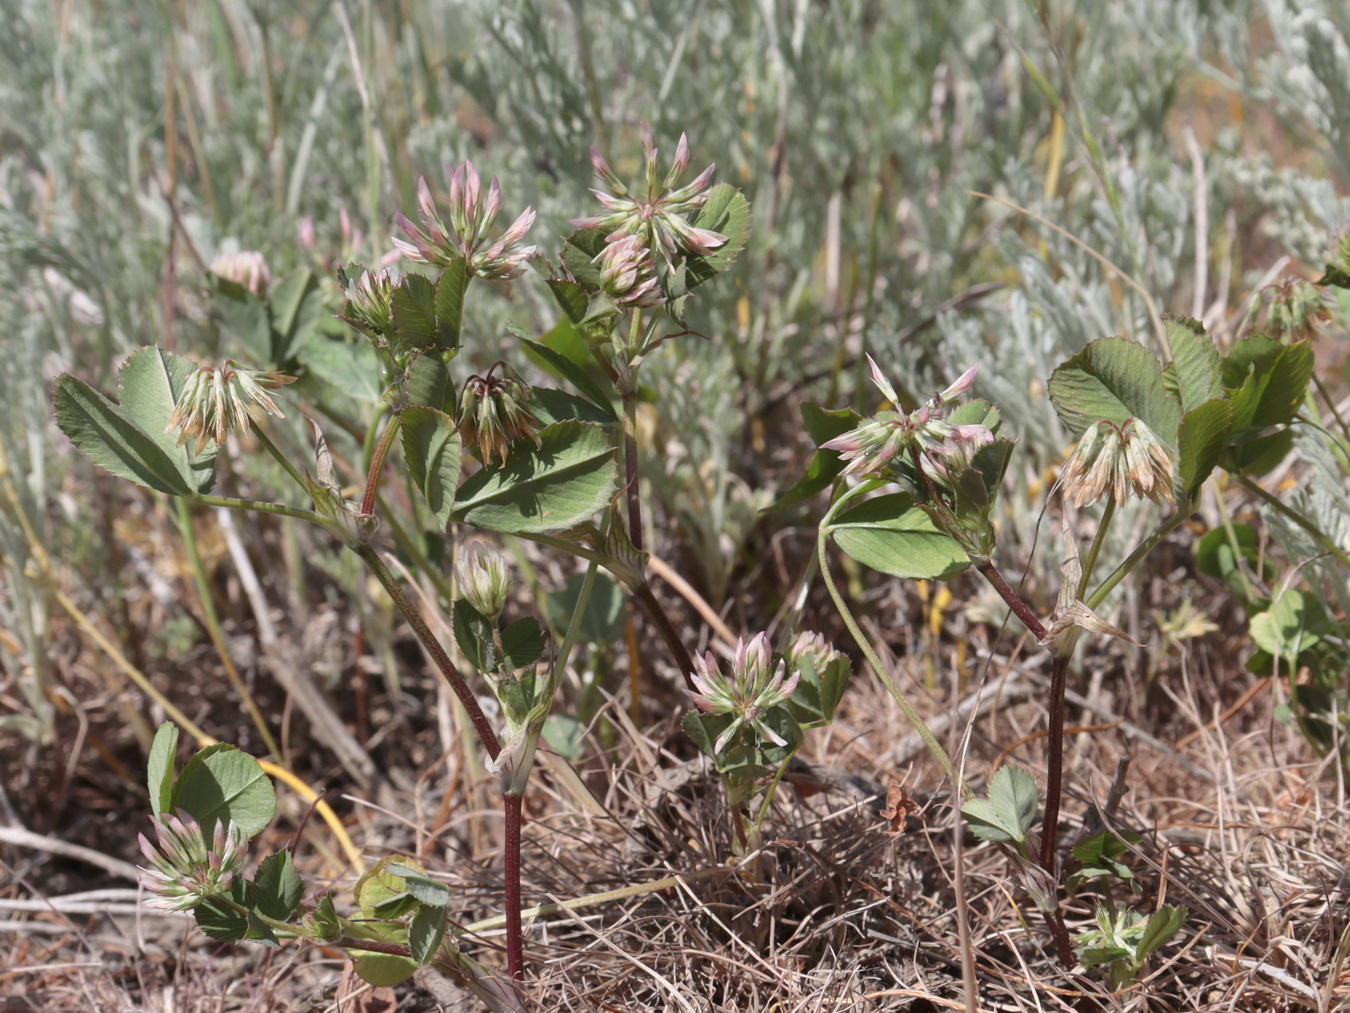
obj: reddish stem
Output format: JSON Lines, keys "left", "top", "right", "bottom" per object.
{"left": 632, "top": 583, "right": 697, "bottom": 691}
{"left": 357, "top": 546, "right": 500, "bottom": 759}
{"left": 1040, "top": 653, "right": 1070, "bottom": 871}
{"left": 360, "top": 416, "right": 400, "bottom": 517}
{"left": 977, "top": 560, "right": 1049, "bottom": 643}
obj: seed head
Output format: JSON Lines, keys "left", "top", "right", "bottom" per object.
{"left": 167, "top": 362, "right": 296, "bottom": 455}
{"left": 686, "top": 633, "right": 799, "bottom": 754}
{"left": 456, "top": 366, "right": 542, "bottom": 466}
{"left": 1264, "top": 277, "right": 1330, "bottom": 342}
{"left": 570, "top": 124, "right": 726, "bottom": 260}
{"left": 137, "top": 810, "right": 247, "bottom": 912}
{"left": 1059, "top": 418, "right": 1174, "bottom": 507}
{"left": 394, "top": 161, "right": 538, "bottom": 279}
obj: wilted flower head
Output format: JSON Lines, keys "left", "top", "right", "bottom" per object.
{"left": 167, "top": 362, "right": 296, "bottom": 454}
{"left": 137, "top": 810, "right": 247, "bottom": 912}
{"left": 595, "top": 235, "right": 665, "bottom": 307}
{"left": 456, "top": 364, "right": 542, "bottom": 466}
{"left": 570, "top": 124, "right": 726, "bottom": 259}
{"left": 1265, "top": 277, "right": 1330, "bottom": 342}
{"left": 210, "top": 250, "right": 271, "bottom": 295}
{"left": 394, "top": 161, "right": 538, "bottom": 279}
{"left": 1059, "top": 418, "right": 1174, "bottom": 508}
{"left": 341, "top": 265, "right": 399, "bottom": 337}
{"left": 686, "top": 633, "right": 800, "bottom": 754}
{"left": 456, "top": 545, "right": 512, "bottom": 620}
{"left": 821, "top": 356, "right": 990, "bottom": 480}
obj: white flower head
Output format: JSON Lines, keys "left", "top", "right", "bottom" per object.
{"left": 686, "top": 633, "right": 799, "bottom": 754}
{"left": 137, "top": 811, "right": 247, "bottom": 912}
{"left": 821, "top": 357, "right": 991, "bottom": 481}
{"left": 570, "top": 124, "right": 727, "bottom": 260}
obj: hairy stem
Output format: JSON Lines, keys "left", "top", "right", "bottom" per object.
{"left": 977, "top": 560, "right": 1049, "bottom": 642}
{"left": 632, "top": 581, "right": 697, "bottom": 689}
{"left": 1077, "top": 498, "right": 1117, "bottom": 599}
{"left": 360, "top": 413, "right": 403, "bottom": 517}
{"left": 514, "top": 531, "right": 697, "bottom": 689}
{"left": 355, "top": 545, "right": 500, "bottom": 759}
{"left": 1043, "top": 909, "right": 1076, "bottom": 969}
{"left": 1086, "top": 510, "right": 1190, "bottom": 611}
{"left": 250, "top": 423, "right": 309, "bottom": 493}
{"left": 189, "top": 493, "right": 323, "bottom": 526}
{"left": 620, "top": 313, "right": 646, "bottom": 552}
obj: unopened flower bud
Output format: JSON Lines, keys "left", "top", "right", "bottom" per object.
{"left": 595, "top": 235, "right": 665, "bottom": 307}
{"left": 341, "top": 266, "right": 399, "bottom": 338}
{"left": 455, "top": 545, "right": 511, "bottom": 620}
{"left": 788, "top": 630, "right": 843, "bottom": 677}
{"left": 456, "top": 366, "right": 542, "bottom": 466}
{"left": 210, "top": 249, "right": 271, "bottom": 295}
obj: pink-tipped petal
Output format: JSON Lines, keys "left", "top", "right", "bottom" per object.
{"left": 390, "top": 235, "right": 421, "bottom": 261}
{"left": 672, "top": 133, "right": 690, "bottom": 176}
{"left": 939, "top": 364, "right": 979, "bottom": 403}
{"left": 464, "top": 161, "right": 481, "bottom": 212}
{"left": 688, "top": 163, "right": 716, "bottom": 193}
{"left": 821, "top": 432, "right": 861, "bottom": 453}
{"left": 866, "top": 355, "right": 901, "bottom": 405}
{"left": 484, "top": 177, "right": 503, "bottom": 226}
{"left": 416, "top": 176, "right": 436, "bottom": 220}
{"left": 500, "top": 207, "right": 536, "bottom": 245}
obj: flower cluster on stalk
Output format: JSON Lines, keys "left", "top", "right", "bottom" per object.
{"left": 394, "top": 161, "right": 538, "bottom": 279}
{"left": 686, "top": 633, "right": 799, "bottom": 754}
{"left": 571, "top": 124, "right": 727, "bottom": 308}
{"left": 821, "top": 356, "right": 991, "bottom": 481}
{"left": 137, "top": 811, "right": 247, "bottom": 912}
{"left": 167, "top": 362, "right": 296, "bottom": 454}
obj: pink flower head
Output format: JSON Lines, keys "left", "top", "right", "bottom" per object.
{"left": 685, "top": 633, "right": 800, "bottom": 754}
{"left": 821, "top": 357, "right": 992, "bottom": 482}
{"left": 570, "top": 124, "right": 727, "bottom": 261}
{"left": 393, "top": 160, "right": 538, "bottom": 279}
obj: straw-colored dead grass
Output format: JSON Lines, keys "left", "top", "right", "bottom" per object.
{"left": 3, "top": 598, "right": 1347, "bottom": 1013}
